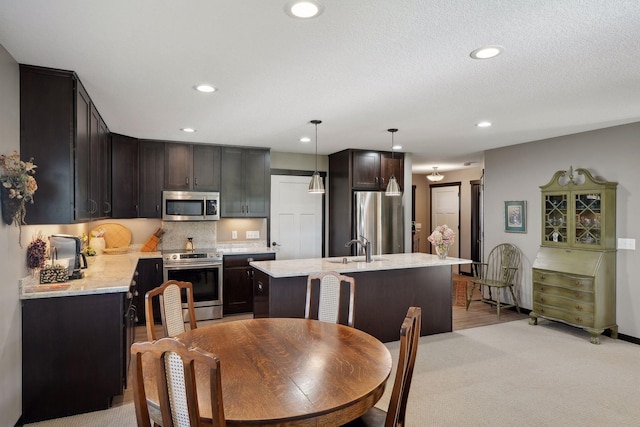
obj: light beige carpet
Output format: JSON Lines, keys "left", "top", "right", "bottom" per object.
{"left": 25, "top": 319, "right": 640, "bottom": 427}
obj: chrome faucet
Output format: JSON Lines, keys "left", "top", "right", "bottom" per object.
{"left": 345, "top": 236, "right": 372, "bottom": 262}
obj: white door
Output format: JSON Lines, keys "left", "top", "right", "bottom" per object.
{"left": 270, "top": 175, "right": 323, "bottom": 260}
{"left": 431, "top": 185, "right": 460, "bottom": 262}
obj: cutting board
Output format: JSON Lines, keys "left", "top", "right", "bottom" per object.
{"left": 91, "top": 223, "right": 132, "bottom": 249}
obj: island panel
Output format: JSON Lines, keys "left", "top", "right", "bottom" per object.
{"left": 253, "top": 265, "right": 452, "bottom": 343}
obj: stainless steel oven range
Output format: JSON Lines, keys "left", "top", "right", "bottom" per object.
{"left": 162, "top": 248, "right": 223, "bottom": 321}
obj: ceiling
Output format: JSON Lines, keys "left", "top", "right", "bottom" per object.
{"left": 1, "top": 1, "right": 639, "bottom": 173}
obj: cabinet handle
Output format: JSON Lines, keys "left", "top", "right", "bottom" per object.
{"left": 155, "top": 263, "right": 159, "bottom": 272}
{"left": 135, "top": 204, "right": 139, "bottom": 215}
{"left": 104, "top": 201, "right": 111, "bottom": 214}
{"left": 257, "top": 282, "right": 264, "bottom": 292}
{"left": 375, "top": 176, "right": 379, "bottom": 184}
{"left": 194, "top": 178, "right": 198, "bottom": 186}
{"left": 381, "top": 177, "right": 385, "bottom": 186}
{"left": 186, "top": 177, "right": 189, "bottom": 185}
{"left": 575, "top": 305, "right": 583, "bottom": 311}
{"left": 246, "top": 270, "right": 251, "bottom": 279}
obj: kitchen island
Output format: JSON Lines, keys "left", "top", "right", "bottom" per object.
{"left": 250, "top": 253, "right": 471, "bottom": 342}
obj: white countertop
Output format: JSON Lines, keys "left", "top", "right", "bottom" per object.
{"left": 20, "top": 250, "right": 162, "bottom": 299}
{"left": 250, "top": 253, "right": 471, "bottom": 278}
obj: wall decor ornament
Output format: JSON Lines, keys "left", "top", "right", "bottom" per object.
{"left": 504, "top": 200, "right": 526, "bottom": 233}
{"left": 1, "top": 150, "right": 38, "bottom": 243}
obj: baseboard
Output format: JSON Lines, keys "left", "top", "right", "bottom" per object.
{"left": 618, "top": 333, "right": 640, "bottom": 345}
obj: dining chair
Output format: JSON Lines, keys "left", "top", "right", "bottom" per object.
{"left": 131, "top": 337, "right": 227, "bottom": 427}
{"left": 145, "top": 280, "right": 198, "bottom": 341}
{"left": 466, "top": 243, "right": 521, "bottom": 319}
{"left": 344, "top": 306, "right": 422, "bottom": 427}
{"left": 305, "top": 271, "right": 356, "bottom": 327}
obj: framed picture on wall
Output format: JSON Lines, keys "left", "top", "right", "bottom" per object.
{"left": 505, "top": 201, "right": 526, "bottom": 233}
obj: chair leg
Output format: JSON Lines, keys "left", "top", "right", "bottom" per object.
{"left": 496, "top": 288, "right": 501, "bottom": 319}
{"left": 466, "top": 282, "right": 477, "bottom": 311}
{"left": 509, "top": 286, "right": 521, "bottom": 313}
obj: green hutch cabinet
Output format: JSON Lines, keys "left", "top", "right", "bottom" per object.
{"left": 530, "top": 167, "right": 617, "bottom": 344}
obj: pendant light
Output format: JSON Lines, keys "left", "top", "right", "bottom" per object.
{"left": 308, "top": 119, "right": 325, "bottom": 194}
{"left": 427, "top": 166, "right": 444, "bottom": 182}
{"left": 385, "top": 128, "right": 401, "bottom": 196}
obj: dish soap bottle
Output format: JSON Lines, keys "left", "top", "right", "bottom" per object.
{"left": 185, "top": 237, "right": 194, "bottom": 252}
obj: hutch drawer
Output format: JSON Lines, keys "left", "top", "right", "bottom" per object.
{"left": 533, "top": 282, "right": 594, "bottom": 303}
{"left": 532, "top": 303, "right": 594, "bottom": 327}
{"left": 533, "top": 270, "right": 594, "bottom": 291}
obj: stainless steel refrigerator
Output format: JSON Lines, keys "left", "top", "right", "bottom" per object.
{"left": 353, "top": 191, "right": 404, "bottom": 255}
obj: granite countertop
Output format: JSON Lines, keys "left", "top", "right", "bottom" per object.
{"left": 250, "top": 252, "right": 471, "bottom": 278}
{"left": 20, "top": 250, "right": 162, "bottom": 299}
{"left": 216, "top": 245, "right": 275, "bottom": 255}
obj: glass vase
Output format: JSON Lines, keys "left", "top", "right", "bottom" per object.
{"left": 436, "top": 244, "right": 449, "bottom": 259}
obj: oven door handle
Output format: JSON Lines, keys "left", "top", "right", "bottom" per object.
{"left": 164, "top": 262, "right": 222, "bottom": 271}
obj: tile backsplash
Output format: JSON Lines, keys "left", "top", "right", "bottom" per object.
{"left": 160, "top": 222, "right": 217, "bottom": 250}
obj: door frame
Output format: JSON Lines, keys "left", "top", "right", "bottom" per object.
{"left": 270, "top": 169, "right": 326, "bottom": 257}
{"left": 429, "top": 182, "right": 461, "bottom": 258}
{"left": 470, "top": 178, "right": 482, "bottom": 266}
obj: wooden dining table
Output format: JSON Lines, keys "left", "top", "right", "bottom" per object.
{"left": 142, "top": 318, "right": 392, "bottom": 426}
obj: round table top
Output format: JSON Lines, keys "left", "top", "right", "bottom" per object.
{"left": 144, "top": 318, "right": 392, "bottom": 426}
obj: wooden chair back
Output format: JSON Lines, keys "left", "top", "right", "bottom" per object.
{"left": 384, "top": 306, "right": 421, "bottom": 427}
{"left": 305, "top": 271, "right": 355, "bottom": 327}
{"left": 131, "top": 337, "right": 226, "bottom": 427}
{"left": 474, "top": 243, "right": 521, "bottom": 285}
{"left": 145, "top": 280, "right": 198, "bottom": 341}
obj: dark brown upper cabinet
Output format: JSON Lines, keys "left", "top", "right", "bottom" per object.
{"left": 20, "top": 65, "right": 110, "bottom": 224}
{"left": 164, "top": 143, "right": 220, "bottom": 191}
{"left": 138, "top": 141, "right": 165, "bottom": 218}
{"left": 352, "top": 150, "right": 404, "bottom": 191}
{"left": 220, "top": 147, "right": 270, "bottom": 217}
{"left": 111, "top": 134, "right": 139, "bottom": 218}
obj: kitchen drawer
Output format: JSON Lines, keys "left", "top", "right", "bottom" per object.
{"left": 533, "top": 283, "right": 594, "bottom": 303}
{"left": 223, "top": 252, "right": 275, "bottom": 268}
{"left": 533, "top": 302, "right": 594, "bottom": 327}
{"left": 533, "top": 270, "right": 594, "bottom": 291}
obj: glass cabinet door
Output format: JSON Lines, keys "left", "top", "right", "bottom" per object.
{"left": 574, "top": 191, "right": 602, "bottom": 247}
{"left": 543, "top": 193, "right": 568, "bottom": 245}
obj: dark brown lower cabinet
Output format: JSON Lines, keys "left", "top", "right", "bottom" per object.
{"left": 134, "top": 258, "right": 164, "bottom": 325}
{"left": 22, "top": 292, "right": 132, "bottom": 423}
{"left": 223, "top": 253, "right": 275, "bottom": 315}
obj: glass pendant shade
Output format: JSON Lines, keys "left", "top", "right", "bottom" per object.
{"left": 385, "top": 175, "right": 401, "bottom": 196}
{"left": 308, "top": 119, "right": 324, "bottom": 194}
{"left": 385, "top": 128, "right": 401, "bottom": 196}
{"left": 308, "top": 171, "right": 325, "bottom": 193}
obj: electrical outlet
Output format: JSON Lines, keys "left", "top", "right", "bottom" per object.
{"left": 246, "top": 230, "right": 260, "bottom": 239}
{"left": 617, "top": 238, "right": 636, "bottom": 250}
{"left": 232, "top": 231, "right": 237, "bottom": 240}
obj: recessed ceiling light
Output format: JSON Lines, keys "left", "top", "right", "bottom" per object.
{"left": 392, "top": 145, "right": 402, "bottom": 150}
{"left": 476, "top": 121, "right": 492, "bottom": 128}
{"left": 470, "top": 45, "right": 504, "bottom": 60}
{"left": 285, "top": 1, "right": 324, "bottom": 19}
{"left": 194, "top": 84, "right": 217, "bottom": 93}
{"left": 299, "top": 136, "right": 311, "bottom": 143}
{"left": 181, "top": 127, "right": 196, "bottom": 133}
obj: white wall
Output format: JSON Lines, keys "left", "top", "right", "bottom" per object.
{"left": 484, "top": 122, "right": 640, "bottom": 339}
{"left": 0, "top": 42, "right": 22, "bottom": 425}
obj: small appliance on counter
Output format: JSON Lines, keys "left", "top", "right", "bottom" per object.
{"left": 49, "top": 234, "right": 87, "bottom": 280}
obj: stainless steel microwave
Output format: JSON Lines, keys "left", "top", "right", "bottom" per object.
{"left": 162, "top": 191, "right": 220, "bottom": 221}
